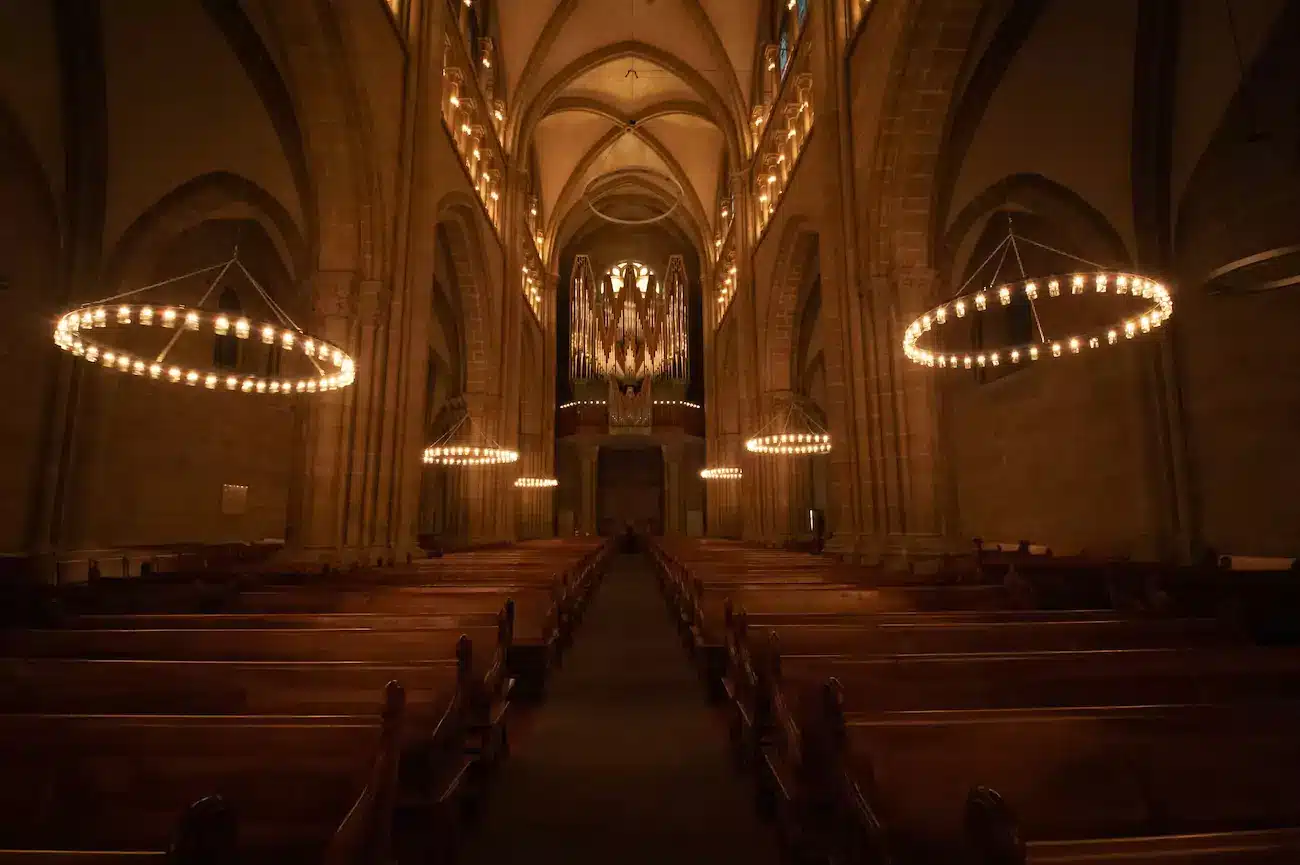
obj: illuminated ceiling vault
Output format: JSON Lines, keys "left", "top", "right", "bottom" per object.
{"left": 498, "top": 0, "right": 760, "bottom": 256}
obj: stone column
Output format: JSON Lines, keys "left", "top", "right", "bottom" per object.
{"left": 284, "top": 269, "right": 357, "bottom": 561}
{"left": 662, "top": 441, "right": 683, "bottom": 535}
{"left": 578, "top": 444, "right": 599, "bottom": 535}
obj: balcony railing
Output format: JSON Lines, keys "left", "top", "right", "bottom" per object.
{"left": 441, "top": 18, "right": 508, "bottom": 235}
{"left": 556, "top": 400, "right": 704, "bottom": 439}
{"left": 752, "top": 46, "right": 814, "bottom": 240}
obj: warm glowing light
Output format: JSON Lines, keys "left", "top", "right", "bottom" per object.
{"left": 423, "top": 445, "right": 519, "bottom": 467}
{"left": 745, "top": 433, "right": 832, "bottom": 456}
{"left": 900, "top": 271, "right": 1174, "bottom": 373}
{"left": 700, "top": 466, "right": 743, "bottom": 480}
{"left": 514, "top": 477, "right": 559, "bottom": 489}
{"left": 52, "top": 303, "right": 358, "bottom": 397}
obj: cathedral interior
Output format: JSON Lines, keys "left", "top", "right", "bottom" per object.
{"left": 1, "top": 0, "right": 1299, "bottom": 862}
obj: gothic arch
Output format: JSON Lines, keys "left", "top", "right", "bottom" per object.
{"left": 865, "top": 0, "right": 986, "bottom": 289}
{"left": 200, "top": 0, "right": 315, "bottom": 262}
{"left": 434, "top": 194, "right": 495, "bottom": 396}
{"left": 246, "top": 0, "right": 383, "bottom": 281}
{"left": 940, "top": 173, "right": 1133, "bottom": 294}
{"left": 514, "top": 42, "right": 744, "bottom": 175}
{"left": 1174, "top": 0, "right": 1300, "bottom": 280}
{"left": 763, "top": 217, "right": 819, "bottom": 393}
{"left": 104, "top": 172, "right": 307, "bottom": 290}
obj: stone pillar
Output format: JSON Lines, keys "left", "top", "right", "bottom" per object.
{"left": 284, "top": 269, "right": 356, "bottom": 560}
{"left": 662, "top": 441, "right": 683, "bottom": 535}
{"left": 578, "top": 444, "right": 599, "bottom": 535}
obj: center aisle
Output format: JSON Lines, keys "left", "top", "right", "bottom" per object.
{"left": 458, "top": 552, "right": 781, "bottom": 865}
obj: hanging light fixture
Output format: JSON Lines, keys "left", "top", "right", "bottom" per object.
{"left": 745, "top": 399, "right": 832, "bottom": 456}
{"left": 700, "top": 467, "right": 743, "bottom": 480}
{"left": 514, "top": 477, "right": 559, "bottom": 489}
{"left": 52, "top": 251, "right": 356, "bottom": 396}
{"left": 423, "top": 414, "right": 519, "bottom": 467}
{"left": 901, "top": 224, "right": 1173, "bottom": 373}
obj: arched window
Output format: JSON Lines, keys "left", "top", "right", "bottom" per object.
{"left": 213, "top": 288, "right": 241, "bottom": 370}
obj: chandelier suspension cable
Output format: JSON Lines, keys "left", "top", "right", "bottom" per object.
{"left": 234, "top": 258, "right": 325, "bottom": 376}
{"left": 745, "top": 397, "right": 831, "bottom": 455}
{"left": 1006, "top": 218, "right": 1047, "bottom": 344}
{"left": 423, "top": 412, "right": 519, "bottom": 466}
{"left": 154, "top": 254, "right": 238, "bottom": 365}
{"left": 87, "top": 260, "right": 233, "bottom": 305}
{"left": 902, "top": 219, "right": 1173, "bottom": 373}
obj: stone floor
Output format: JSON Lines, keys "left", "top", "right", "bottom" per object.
{"left": 458, "top": 553, "right": 781, "bottom": 865}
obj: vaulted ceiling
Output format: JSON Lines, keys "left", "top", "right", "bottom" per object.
{"left": 497, "top": 0, "right": 761, "bottom": 255}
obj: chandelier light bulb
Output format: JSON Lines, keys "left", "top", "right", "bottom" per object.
{"left": 745, "top": 432, "right": 832, "bottom": 456}
{"left": 900, "top": 271, "right": 1173, "bottom": 373}
{"left": 514, "top": 477, "right": 559, "bottom": 489}
{"left": 700, "top": 467, "right": 742, "bottom": 480}
{"left": 53, "top": 301, "right": 357, "bottom": 397}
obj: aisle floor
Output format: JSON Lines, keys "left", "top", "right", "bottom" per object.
{"left": 458, "top": 553, "right": 781, "bottom": 865}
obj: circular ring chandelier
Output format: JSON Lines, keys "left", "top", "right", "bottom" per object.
{"left": 423, "top": 445, "right": 519, "bottom": 466}
{"left": 583, "top": 156, "right": 685, "bottom": 227}
{"left": 423, "top": 414, "right": 519, "bottom": 468}
{"left": 52, "top": 255, "right": 356, "bottom": 396}
{"left": 902, "top": 225, "right": 1174, "bottom": 373}
{"left": 745, "top": 433, "right": 832, "bottom": 455}
{"left": 514, "top": 477, "right": 559, "bottom": 488}
{"left": 744, "top": 399, "right": 832, "bottom": 457}
{"left": 903, "top": 271, "right": 1173, "bottom": 371}
{"left": 699, "top": 467, "right": 742, "bottom": 480}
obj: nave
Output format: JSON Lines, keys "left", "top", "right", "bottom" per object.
{"left": 460, "top": 552, "right": 780, "bottom": 865}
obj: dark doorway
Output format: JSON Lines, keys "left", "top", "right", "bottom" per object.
{"left": 596, "top": 447, "right": 664, "bottom": 535}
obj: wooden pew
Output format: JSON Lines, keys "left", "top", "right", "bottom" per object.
{"left": 969, "top": 790, "right": 1300, "bottom": 864}
{"left": 776, "top": 695, "right": 1300, "bottom": 865}
{"left": 726, "top": 642, "right": 1300, "bottom": 775}
{"left": 0, "top": 684, "right": 409, "bottom": 865}
{"left": 0, "top": 625, "right": 503, "bottom": 663}
{"left": 768, "top": 646, "right": 1300, "bottom": 714}
{"left": 731, "top": 615, "right": 1233, "bottom": 658}
{"left": 683, "top": 585, "right": 1010, "bottom": 695}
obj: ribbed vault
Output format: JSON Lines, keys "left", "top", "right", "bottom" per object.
{"left": 496, "top": 0, "right": 760, "bottom": 258}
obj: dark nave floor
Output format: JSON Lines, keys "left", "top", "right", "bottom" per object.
{"left": 458, "top": 553, "right": 781, "bottom": 865}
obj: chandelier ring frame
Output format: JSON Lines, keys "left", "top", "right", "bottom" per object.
{"left": 422, "top": 413, "right": 520, "bottom": 468}
{"left": 582, "top": 169, "right": 685, "bottom": 227}
{"left": 744, "top": 399, "right": 833, "bottom": 456}
{"left": 514, "top": 477, "right": 559, "bottom": 489}
{"left": 901, "top": 271, "right": 1173, "bottom": 371}
{"left": 53, "top": 302, "right": 356, "bottom": 396}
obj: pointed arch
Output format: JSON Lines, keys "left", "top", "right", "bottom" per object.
{"left": 104, "top": 171, "right": 307, "bottom": 290}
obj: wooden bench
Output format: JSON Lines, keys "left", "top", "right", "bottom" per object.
{"left": 778, "top": 698, "right": 1300, "bottom": 865}
{"left": 0, "top": 683, "right": 408, "bottom": 865}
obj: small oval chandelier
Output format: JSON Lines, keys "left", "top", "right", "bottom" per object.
{"left": 52, "top": 252, "right": 356, "bottom": 396}
{"left": 423, "top": 414, "right": 518, "bottom": 467}
{"left": 902, "top": 225, "right": 1173, "bottom": 373}
{"left": 699, "top": 467, "right": 742, "bottom": 480}
{"left": 744, "top": 398, "right": 832, "bottom": 456}
{"left": 514, "top": 477, "right": 559, "bottom": 488}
